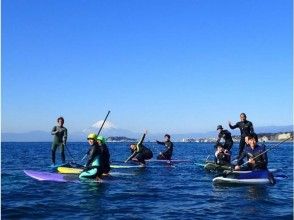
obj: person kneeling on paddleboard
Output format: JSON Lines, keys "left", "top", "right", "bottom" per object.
{"left": 214, "top": 143, "right": 231, "bottom": 165}
{"left": 96, "top": 135, "right": 111, "bottom": 175}
{"left": 235, "top": 134, "right": 267, "bottom": 171}
{"left": 79, "top": 133, "right": 104, "bottom": 181}
{"left": 124, "top": 130, "right": 153, "bottom": 166}
{"left": 156, "top": 134, "right": 174, "bottom": 160}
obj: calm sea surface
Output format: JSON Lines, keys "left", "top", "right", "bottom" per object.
{"left": 2, "top": 142, "right": 293, "bottom": 219}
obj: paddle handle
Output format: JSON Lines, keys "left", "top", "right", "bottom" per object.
{"left": 97, "top": 110, "right": 111, "bottom": 136}
{"left": 81, "top": 110, "right": 111, "bottom": 163}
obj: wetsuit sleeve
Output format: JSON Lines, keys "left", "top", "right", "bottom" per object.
{"left": 86, "top": 146, "right": 99, "bottom": 167}
{"left": 216, "top": 133, "right": 222, "bottom": 143}
{"left": 229, "top": 122, "right": 239, "bottom": 130}
{"left": 51, "top": 126, "right": 57, "bottom": 135}
{"left": 156, "top": 141, "right": 165, "bottom": 145}
{"left": 237, "top": 152, "right": 247, "bottom": 165}
{"left": 138, "top": 133, "right": 146, "bottom": 146}
{"left": 63, "top": 128, "right": 67, "bottom": 145}
{"left": 249, "top": 122, "right": 254, "bottom": 134}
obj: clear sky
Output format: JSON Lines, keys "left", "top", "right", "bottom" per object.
{"left": 2, "top": 0, "right": 293, "bottom": 134}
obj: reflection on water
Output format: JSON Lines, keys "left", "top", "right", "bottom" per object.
{"left": 246, "top": 185, "right": 269, "bottom": 200}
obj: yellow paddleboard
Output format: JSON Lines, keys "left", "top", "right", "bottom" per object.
{"left": 57, "top": 167, "right": 83, "bottom": 174}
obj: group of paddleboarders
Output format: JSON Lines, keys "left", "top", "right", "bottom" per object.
{"left": 214, "top": 113, "right": 268, "bottom": 172}
{"left": 50, "top": 117, "right": 174, "bottom": 180}
{"left": 50, "top": 112, "right": 270, "bottom": 181}
{"left": 124, "top": 131, "right": 174, "bottom": 166}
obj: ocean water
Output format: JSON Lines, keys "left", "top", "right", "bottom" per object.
{"left": 1, "top": 142, "right": 293, "bottom": 219}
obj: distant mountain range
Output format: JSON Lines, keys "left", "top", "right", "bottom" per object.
{"left": 1, "top": 125, "right": 293, "bottom": 142}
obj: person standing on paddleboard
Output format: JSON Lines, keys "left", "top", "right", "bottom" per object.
{"left": 51, "top": 117, "right": 67, "bottom": 165}
{"left": 216, "top": 125, "right": 233, "bottom": 151}
{"left": 125, "top": 130, "right": 153, "bottom": 166}
{"left": 229, "top": 113, "right": 254, "bottom": 159}
{"left": 156, "top": 134, "right": 174, "bottom": 160}
{"left": 235, "top": 135, "right": 268, "bottom": 171}
{"left": 79, "top": 133, "right": 104, "bottom": 180}
{"left": 96, "top": 135, "right": 111, "bottom": 175}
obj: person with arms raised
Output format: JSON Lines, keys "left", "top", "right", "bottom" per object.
{"left": 125, "top": 130, "right": 153, "bottom": 166}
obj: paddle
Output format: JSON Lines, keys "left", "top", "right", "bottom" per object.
{"left": 220, "top": 137, "right": 292, "bottom": 178}
{"left": 65, "top": 144, "right": 76, "bottom": 163}
{"left": 81, "top": 110, "right": 111, "bottom": 162}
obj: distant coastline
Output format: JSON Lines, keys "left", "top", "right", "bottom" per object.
{"left": 181, "top": 131, "right": 293, "bottom": 143}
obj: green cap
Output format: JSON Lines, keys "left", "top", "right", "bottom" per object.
{"left": 97, "top": 135, "right": 106, "bottom": 144}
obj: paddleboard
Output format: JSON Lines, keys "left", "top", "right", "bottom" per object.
{"left": 57, "top": 167, "right": 83, "bottom": 174}
{"left": 110, "top": 164, "right": 143, "bottom": 169}
{"left": 110, "top": 164, "right": 175, "bottom": 168}
{"left": 147, "top": 159, "right": 191, "bottom": 163}
{"left": 204, "top": 163, "right": 232, "bottom": 171}
{"left": 24, "top": 170, "right": 79, "bottom": 183}
{"left": 57, "top": 164, "right": 172, "bottom": 174}
{"left": 213, "top": 170, "right": 274, "bottom": 185}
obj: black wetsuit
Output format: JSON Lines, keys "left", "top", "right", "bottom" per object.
{"left": 214, "top": 151, "right": 231, "bottom": 165}
{"left": 216, "top": 129, "right": 233, "bottom": 151}
{"left": 156, "top": 140, "right": 174, "bottom": 160}
{"left": 81, "top": 142, "right": 103, "bottom": 179}
{"left": 229, "top": 120, "right": 254, "bottom": 158}
{"left": 51, "top": 125, "right": 67, "bottom": 164}
{"left": 98, "top": 143, "right": 111, "bottom": 174}
{"left": 129, "top": 133, "right": 153, "bottom": 164}
{"left": 237, "top": 144, "right": 268, "bottom": 170}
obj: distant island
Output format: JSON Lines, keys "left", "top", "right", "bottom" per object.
{"left": 107, "top": 136, "right": 137, "bottom": 142}
{"left": 181, "top": 131, "right": 293, "bottom": 143}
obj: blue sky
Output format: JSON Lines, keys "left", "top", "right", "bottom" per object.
{"left": 2, "top": 0, "right": 293, "bottom": 134}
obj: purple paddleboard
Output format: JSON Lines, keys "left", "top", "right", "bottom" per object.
{"left": 24, "top": 170, "right": 79, "bottom": 183}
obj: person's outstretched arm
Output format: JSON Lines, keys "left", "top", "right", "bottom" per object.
{"left": 138, "top": 130, "right": 147, "bottom": 146}
{"left": 229, "top": 121, "right": 238, "bottom": 129}
{"left": 156, "top": 140, "right": 165, "bottom": 145}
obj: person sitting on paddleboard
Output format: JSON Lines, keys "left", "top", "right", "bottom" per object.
{"left": 96, "top": 135, "right": 111, "bottom": 175}
{"left": 214, "top": 143, "right": 231, "bottom": 165}
{"left": 156, "top": 134, "right": 174, "bottom": 160}
{"left": 229, "top": 113, "right": 254, "bottom": 159}
{"left": 235, "top": 134, "right": 268, "bottom": 171}
{"left": 51, "top": 117, "right": 67, "bottom": 165}
{"left": 124, "top": 130, "right": 153, "bottom": 166}
{"left": 216, "top": 125, "right": 233, "bottom": 151}
{"left": 79, "top": 133, "right": 104, "bottom": 180}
